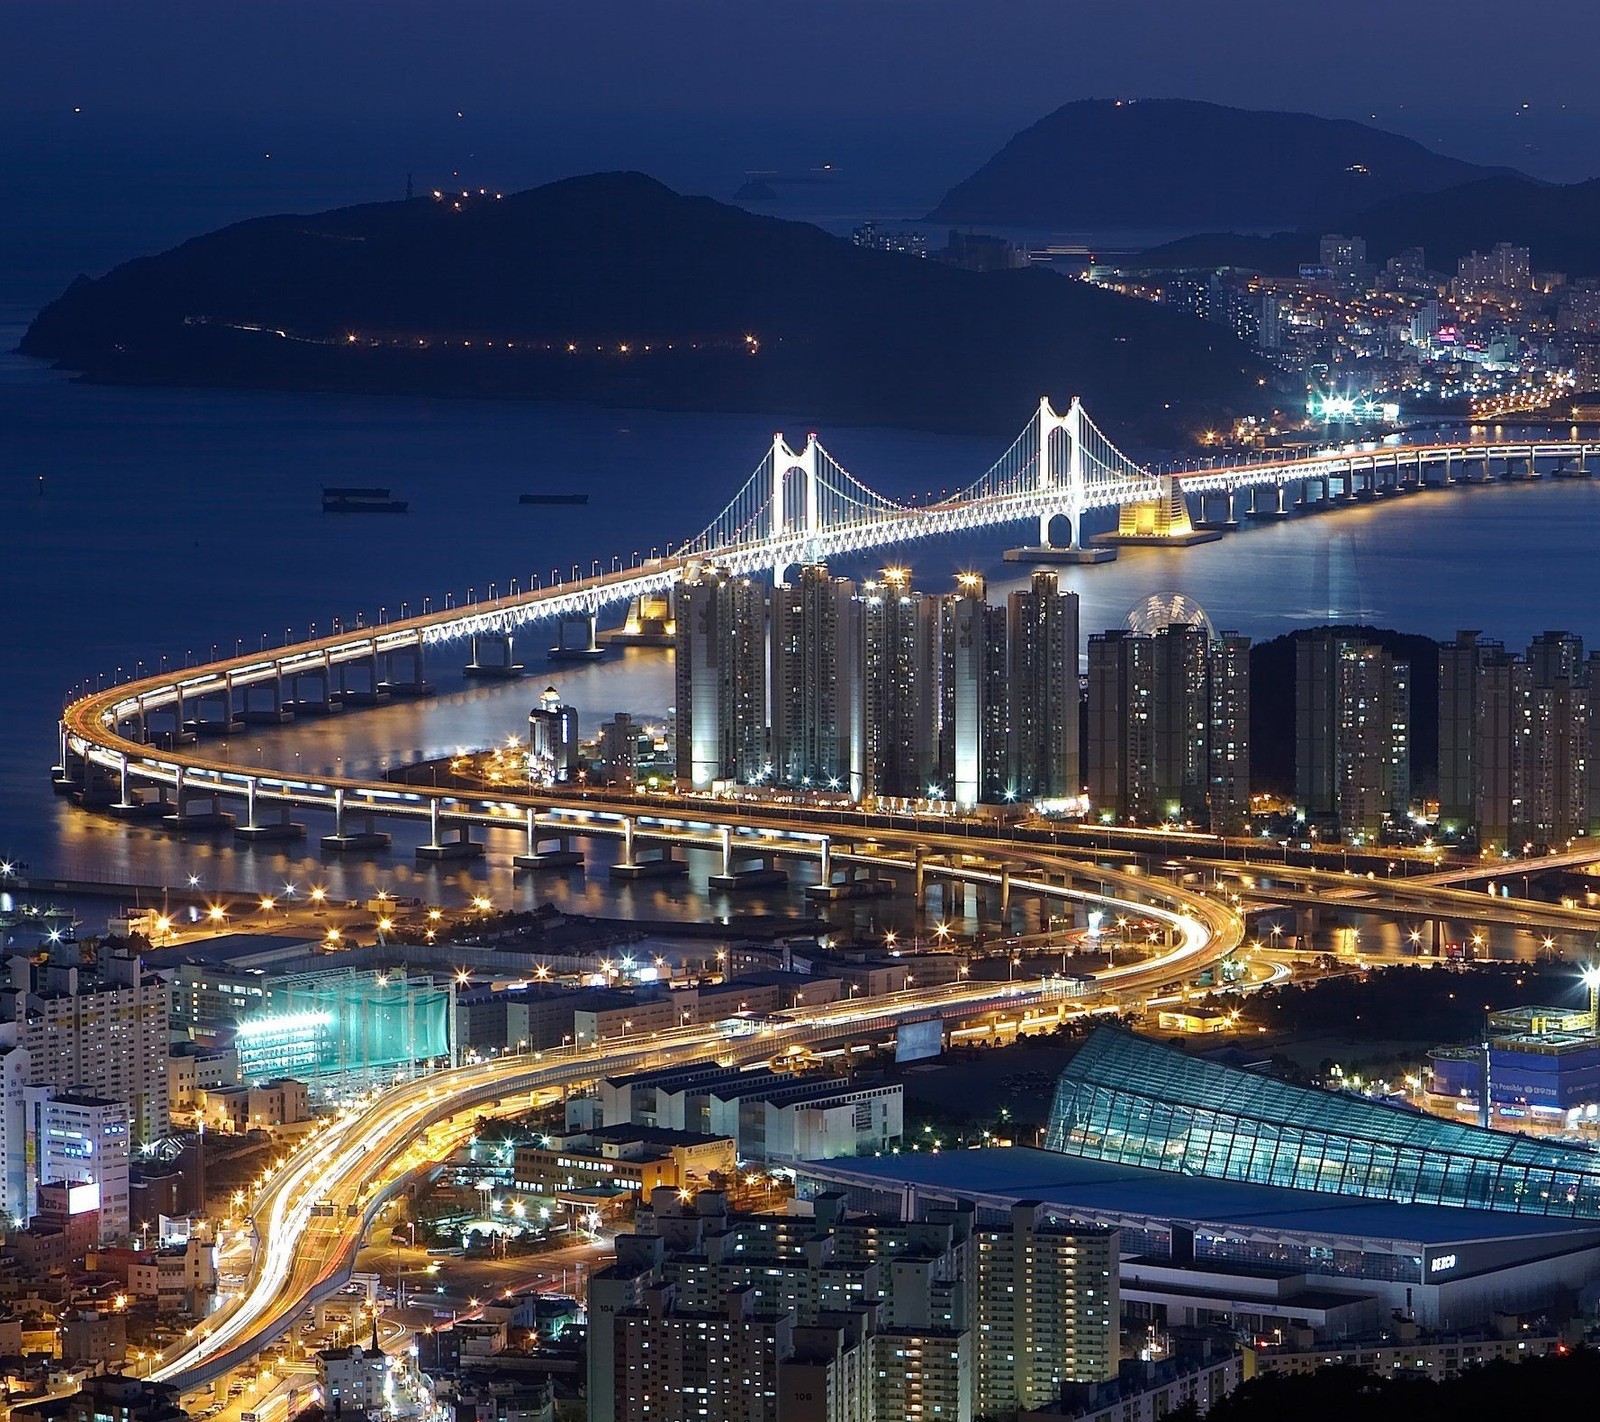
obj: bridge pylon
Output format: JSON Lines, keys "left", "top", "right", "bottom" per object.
{"left": 769, "top": 431, "right": 821, "bottom": 585}
{"left": 1003, "top": 396, "right": 1115, "bottom": 564}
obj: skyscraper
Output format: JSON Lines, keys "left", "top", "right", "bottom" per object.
{"left": 770, "top": 563, "right": 857, "bottom": 790}
{"left": 853, "top": 567, "right": 938, "bottom": 802}
{"left": 1296, "top": 630, "right": 1410, "bottom": 839}
{"left": 1209, "top": 632, "right": 1253, "bottom": 834}
{"left": 972, "top": 1203, "right": 1119, "bottom": 1416}
{"left": 937, "top": 575, "right": 1009, "bottom": 808}
{"left": 5, "top": 942, "right": 170, "bottom": 1146}
{"left": 673, "top": 561, "right": 768, "bottom": 790}
{"left": 1451, "top": 631, "right": 1593, "bottom": 853}
{"left": 1438, "top": 631, "right": 1505, "bottom": 833}
{"left": 1007, "top": 572, "right": 1080, "bottom": 802}
{"left": 1091, "top": 619, "right": 1249, "bottom": 829}
{"left": 1087, "top": 630, "right": 1155, "bottom": 822}
{"left": 1152, "top": 623, "right": 1210, "bottom": 820}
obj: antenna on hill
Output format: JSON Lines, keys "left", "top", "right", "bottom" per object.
{"left": 406, "top": 171, "right": 414, "bottom": 201}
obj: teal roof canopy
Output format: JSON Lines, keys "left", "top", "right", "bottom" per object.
{"left": 1045, "top": 1028, "right": 1600, "bottom": 1220}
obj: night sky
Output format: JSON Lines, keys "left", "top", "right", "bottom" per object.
{"left": 4, "top": 0, "right": 1600, "bottom": 181}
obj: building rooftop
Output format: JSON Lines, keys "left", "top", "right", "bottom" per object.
{"left": 800, "top": 1147, "right": 1600, "bottom": 1249}
{"left": 1045, "top": 1027, "right": 1600, "bottom": 1223}
{"left": 575, "top": 1125, "right": 733, "bottom": 1149}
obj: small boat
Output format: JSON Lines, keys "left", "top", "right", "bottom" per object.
{"left": 519, "top": 493, "right": 590, "bottom": 506}
{"left": 323, "top": 486, "right": 408, "bottom": 513}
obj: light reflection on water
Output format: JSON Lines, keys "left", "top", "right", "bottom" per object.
{"left": 7, "top": 332, "right": 1600, "bottom": 943}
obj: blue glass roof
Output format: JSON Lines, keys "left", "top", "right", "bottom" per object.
{"left": 1044, "top": 1028, "right": 1600, "bottom": 1221}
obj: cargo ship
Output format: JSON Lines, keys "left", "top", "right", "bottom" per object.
{"left": 323, "top": 486, "right": 408, "bottom": 513}
{"left": 519, "top": 492, "right": 590, "bottom": 506}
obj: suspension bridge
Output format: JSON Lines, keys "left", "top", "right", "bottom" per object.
{"left": 55, "top": 396, "right": 1600, "bottom": 832}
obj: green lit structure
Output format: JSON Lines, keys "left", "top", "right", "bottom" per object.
{"left": 1045, "top": 1029, "right": 1600, "bottom": 1220}
{"left": 236, "top": 967, "right": 455, "bottom": 1090}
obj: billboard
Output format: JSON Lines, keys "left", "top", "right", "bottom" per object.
{"left": 895, "top": 1016, "right": 944, "bottom": 1064}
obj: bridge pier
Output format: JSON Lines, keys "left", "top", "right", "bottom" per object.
{"left": 379, "top": 641, "right": 432, "bottom": 697}
{"left": 464, "top": 632, "right": 524, "bottom": 679}
{"left": 335, "top": 652, "right": 389, "bottom": 707}
{"left": 287, "top": 658, "right": 341, "bottom": 715}
{"left": 599, "top": 591, "right": 675, "bottom": 647}
{"left": 513, "top": 807, "right": 583, "bottom": 870}
{"left": 234, "top": 775, "right": 305, "bottom": 843}
{"left": 162, "top": 766, "right": 235, "bottom": 833}
{"left": 183, "top": 683, "right": 242, "bottom": 739}
{"left": 416, "top": 797, "right": 484, "bottom": 862}
{"left": 708, "top": 826, "right": 788, "bottom": 889}
{"left": 549, "top": 611, "right": 606, "bottom": 662}
{"left": 239, "top": 671, "right": 293, "bottom": 725}
{"left": 611, "top": 815, "right": 687, "bottom": 880}
{"left": 319, "top": 788, "right": 391, "bottom": 853}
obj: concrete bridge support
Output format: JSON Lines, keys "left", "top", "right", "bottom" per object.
{"left": 239, "top": 671, "right": 293, "bottom": 725}
{"left": 335, "top": 653, "right": 389, "bottom": 707}
{"left": 549, "top": 611, "right": 605, "bottom": 662}
{"left": 287, "top": 658, "right": 340, "bottom": 715}
{"left": 708, "top": 826, "right": 788, "bottom": 889}
{"left": 182, "top": 683, "right": 242, "bottom": 739}
{"left": 513, "top": 808, "right": 583, "bottom": 870}
{"left": 416, "top": 797, "right": 484, "bottom": 862}
{"left": 611, "top": 815, "right": 686, "bottom": 880}
{"left": 319, "top": 787, "right": 391, "bottom": 853}
{"left": 379, "top": 642, "right": 431, "bottom": 697}
{"left": 162, "top": 766, "right": 234, "bottom": 832}
{"left": 464, "top": 632, "right": 524, "bottom": 680}
{"left": 234, "top": 775, "right": 305, "bottom": 843}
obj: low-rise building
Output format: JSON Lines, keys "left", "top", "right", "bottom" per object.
{"left": 511, "top": 1127, "right": 735, "bottom": 1198}
{"left": 316, "top": 1344, "right": 387, "bottom": 1416}
{"left": 196, "top": 1079, "right": 309, "bottom": 1133}
{"left": 599, "top": 1063, "right": 901, "bottom": 1160}
{"left": 129, "top": 1237, "right": 217, "bottom": 1315}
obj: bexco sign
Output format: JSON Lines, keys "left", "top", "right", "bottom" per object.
{"left": 1429, "top": 1253, "right": 1457, "bottom": 1274}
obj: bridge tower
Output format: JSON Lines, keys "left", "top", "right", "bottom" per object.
{"left": 1004, "top": 396, "right": 1115, "bottom": 564}
{"left": 1037, "top": 395, "right": 1084, "bottom": 550}
{"left": 769, "top": 431, "right": 821, "bottom": 584}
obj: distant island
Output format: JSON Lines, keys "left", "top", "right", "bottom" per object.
{"left": 928, "top": 98, "right": 1516, "bottom": 230}
{"left": 20, "top": 172, "right": 1264, "bottom": 438}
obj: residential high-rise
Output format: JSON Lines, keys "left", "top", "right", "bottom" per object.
{"left": 972, "top": 1203, "right": 1119, "bottom": 1417}
{"left": 611, "top": 1283, "right": 789, "bottom": 1422}
{"left": 1008, "top": 572, "right": 1080, "bottom": 802}
{"left": 937, "top": 575, "right": 1009, "bottom": 808}
{"left": 28, "top": 1091, "right": 131, "bottom": 1244}
{"left": 0, "top": 1041, "right": 29, "bottom": 1226}
{"left": 853, "top": 568, "right": 938, "bottom": 802}
{"left": 1448, "top": 631, "right": 1594, "bottom": 853}
{"left": 1438, "top": 631, "right": 1505, "bottom": 833}
{"left": 1524, "top": 632, "right": 1588, "bottom": 847}
{"left": 1089, "top": 619, "right": 1248, "bottom": 829}
{"left": 1335, "top": 643, "right": 1412, "bottom": 839}
{"left": 673, "top": 561, "right": 768, "bottom": 789}
{"left": 4, "top": 943, "right": 170, "bottom": 1146}
{"left": 1152, "top": 624, "right": 1211, "bottom": 820}
{"left": 1209, "top": 632, "right": 1253, "bottom": 834}
{"left": 1296, "top": 630, "right": 1410, "bottom": 839}
{"left": 588, "top": 1188, "right": 1113, "bottom": 1422}
{"left": 1087, "top": 630, "right": 1155, "bottom": 822}
{"left": 770, "top": 563, "right": 858, "bottom": 791}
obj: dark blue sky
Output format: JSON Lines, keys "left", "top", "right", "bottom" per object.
{"left": 5, "top": 0, "right": 1599, "bottom": 181}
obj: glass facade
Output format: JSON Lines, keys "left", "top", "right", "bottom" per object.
{"left": 237, "top": 968, "right": 453, "bottom": 1089}
{"left": 1046, "top": 1029, "right": 1600, "bottom": 1220}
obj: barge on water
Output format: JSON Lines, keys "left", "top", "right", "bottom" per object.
{"left": 323, "top": 486, "right": 408, "bottom": 513}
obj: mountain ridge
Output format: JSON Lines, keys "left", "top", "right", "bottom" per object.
{"left": 21, "top": 171, "right": 1266, "bottom": 438}
{"left": 928, "top": 98, "right": 1523, "bottom": 230}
